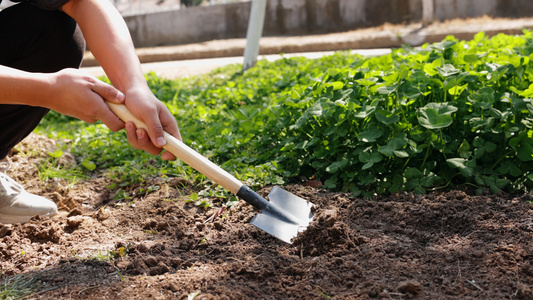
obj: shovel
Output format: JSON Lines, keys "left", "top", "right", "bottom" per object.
{"left": 106, "top": 102, "right": 314, "bottom": 244}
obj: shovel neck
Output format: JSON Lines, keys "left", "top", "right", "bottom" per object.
{"left": 237, "top": 185, "right": 269, "bottom": 211}
{"left": 237, "top": 185, "right": 300, "bottom": 225}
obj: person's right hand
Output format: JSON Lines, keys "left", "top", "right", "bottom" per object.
{"left": 46, "top": 68, "right": 127, "bottom": 132}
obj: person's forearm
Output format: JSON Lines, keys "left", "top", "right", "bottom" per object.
{"left": 62, "top": 0, "right": 146, "bottom": 93}
{"left": 0, "top": 66, "right": 52, "bottom": 106}
{"left": 62, "top": 0, "right": 182, "bottom": 154}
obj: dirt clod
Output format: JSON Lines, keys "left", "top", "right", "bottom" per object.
{"left": 66, "top": 216, "right": 86, "bottom": 228}
{"left": 318, "top": 207, "right": 338, "bottom": 225}
{"left": 398, "top": 280, "right": 422, "bottom": 295}
{"left": 96, "top": 208, "right": 110, "bottom": 221}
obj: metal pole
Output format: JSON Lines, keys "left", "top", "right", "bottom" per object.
{"left": 242, "top": 0, "right": 267, "bottom": 71}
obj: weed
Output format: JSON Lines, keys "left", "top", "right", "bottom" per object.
{"left": 0, "top": 274, "right": 39, "bottom": 300}
{"left": 115, "top": 269, "right": 128, "bottom": 282}
{"left": 317, "top": 290, "right": 332, "bottom": 299}
{"left": 70, "top": 244, "right": 130, "bottom": 262}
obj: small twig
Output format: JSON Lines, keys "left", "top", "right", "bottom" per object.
{"left": 227, "top": 257, "right": 245, "bottom": 263}
{"left": 389, "top": 292, "right": 407, "bottom": 297}
{"left": 466, "top": 279, "right": 482, "bottom": 291}
{"left": 77, "top": 285, "right": 99, "bottom": 296}
{"left": 453, "top": 259, "right": 462, "bottom": 285}
{"left": 22, "top": 286, "right": 61, "bottom": 298}
{"left": 204, "top": 206, "right": 225, "bottom": 223}
{"left": 465, "top": 230, "right": 480, "bottom": 238}
{"left": 343, "top": 232, "right": 361, "bottom": 253}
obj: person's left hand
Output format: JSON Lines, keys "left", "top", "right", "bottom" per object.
{"left": 121, "top": 86, "right": 181, "bottom": 161}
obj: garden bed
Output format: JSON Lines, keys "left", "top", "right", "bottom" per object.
{"left": 0, "top": 134, "right": 531, "bottom": 299}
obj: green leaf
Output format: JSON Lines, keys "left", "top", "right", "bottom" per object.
{"left": 469, "top": 117, "right": 495, "bottom": 130}
{"left": 326, "top": 159, "right": 349, "bottom": 173}
{"left": 426, "top": 102, "right": 458, "bottom": 115}
{"left": 404, "top": 167, "right": 423, "bottom": 180}
{"left": 294, "top": 101, "right": 323, "bottom": 128}
{"left": 418, "top": 103, "right": 457, "bottom": 129}
{"left": 413, "top": 185, "right": 426, "bottom": 194}
{"left": 458, "top": 140, "right": 471, "bottom": 159}
{"left": 376, "top": 110, "right": 400, "bottom": 125}
{"left": 399, "top": 82, "right": 421, "bottom": 99}
{"left": 356, "top": 77, "right": 378, "bottom": 87}
{"left": 431, "top": 40, "right": 457, "bottom": 51}
{"left": 448, "top": 83, "right": 468, "bottom": 96}
{"left": 393, "top": 150, "right": 409, "bottom": 158}
{"left": 378, "top": 135, "right": 408, "bottom": 157}
{"left": 329, "top": 81, "right": 344, "bottom": 90}
{"left": 47, "top": 149, "right": 63, "bottom": 158}
{"left": 446, "top": 158, "right": 475, "bottom": 177}
{"left": 359, "top": 152, "right": 383, "bottom": 164}
{"left": 468, "top": 87, "right": 495, "bottom": 109}
{"left": 423, "top": 63, "right": 438, "bottom": 76}
{"left": 484, "top": 142, "right": 497, "bottom": 153}
{"left": 353, "top": 105, "right": 376, "bottom": 119}
{"left": 81, "top": 158, "right": 97, "bottom": 171}
{"left": 423, "top": 57, "right": 443, "bottom": 76}
{"left": 358, "top": 128, "right": 384, "bottom": 143}
{"left": 324, "top": 176, "right": 338, "bottom": 189}
{"left": 510, "top": 133, "right": 533, "bottom": 162}
{"left": 377, "top": 84, "right": 399, "bottom": 95}
{"left": 498, "top": 161, "right": 522, "bottom": 177}
{"left": 463, "top": 53, "right": 478, "bottom": 63}
{"left": 361, "top": 162, "right": 372, "bottom": 170}
{"left": 437, "top": 64, "right": 460, "bottom": 77}
{"left": 418, "top": 109, "right": 453, "bottom": 129}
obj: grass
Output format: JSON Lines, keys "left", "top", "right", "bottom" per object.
{"left": 0, "top": 274, "right": 39, "bottom": 300}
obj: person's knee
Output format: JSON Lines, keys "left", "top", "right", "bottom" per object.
{"left": 44, "top": 17, "right": 86, "bottom": 71}
{"left": 0, "top": 3, "right": 85, "bottom": 72}
{"left": 42, "top": 5, "right": 86, "bottom": 69}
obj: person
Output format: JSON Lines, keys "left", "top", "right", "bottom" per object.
{"left": 0, "top": 0, "right": 182, "bottom": 224}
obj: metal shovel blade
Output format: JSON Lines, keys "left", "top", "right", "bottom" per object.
{"left": 249, "top": 186, "right": 314, "bottom": 244}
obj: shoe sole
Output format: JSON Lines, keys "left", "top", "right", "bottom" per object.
{"left": 0, "top": 211, "right": 57, "bottom": 224}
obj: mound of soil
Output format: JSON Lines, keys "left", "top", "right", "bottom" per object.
{"left": 0, "top": 133, "right": 532, "bottom": 299}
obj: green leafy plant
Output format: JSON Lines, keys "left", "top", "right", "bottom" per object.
{"left": 38, "top": 31, "right": 533, "bottom": 198}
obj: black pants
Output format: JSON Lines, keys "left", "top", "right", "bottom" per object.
{"left": 0, "top": 2, "right": 85, "bottom": 159}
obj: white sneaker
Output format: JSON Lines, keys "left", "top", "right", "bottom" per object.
{"left": 0, "top": 162, "right": 58, "bottom": 224}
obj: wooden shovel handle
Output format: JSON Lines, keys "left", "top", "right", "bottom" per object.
{"left": 106, "top": 102, "right": 243, "bottom": 194}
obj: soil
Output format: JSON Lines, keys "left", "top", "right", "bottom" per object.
{"left": 1, "top": 131, "right": 533, "bottom": 300}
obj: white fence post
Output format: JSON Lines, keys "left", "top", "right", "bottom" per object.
{"left": 243, "top": 0, "right": 267, "bottom": 71}
{"left": 422, "top": 0, "right": 434, "bottom": 23}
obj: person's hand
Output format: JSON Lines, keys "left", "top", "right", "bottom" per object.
{"left": 122, "top": 86, "right": 181, "bottom": 161}
{"left": 47, "top": 68, "right": 126, "bottom": 132}
{"left": 47, "top": 69, "right": 181, "bottom": 160}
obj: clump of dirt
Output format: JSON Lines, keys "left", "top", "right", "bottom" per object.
{"left": 1, "top": 133, "right": 533, "bottom": 299}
